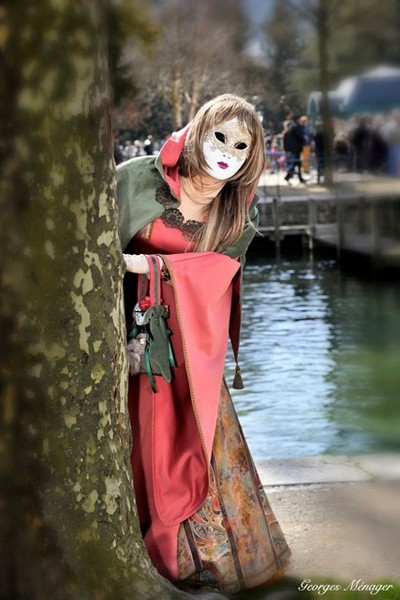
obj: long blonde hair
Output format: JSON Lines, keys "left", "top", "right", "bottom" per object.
{"left": 180, "top": 94, "right": 265, "bottom": 252}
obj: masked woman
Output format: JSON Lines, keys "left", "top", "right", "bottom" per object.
{"left": 117, "top": 94, "right": 290, "bottom": 594}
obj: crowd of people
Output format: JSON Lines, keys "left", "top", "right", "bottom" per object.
{"left": 266, "top": 108, "right": 400, "bottom": 184}
{"left": 115, "top": 109, "right": 400, "bottom": 185}
{"left": 114, "top": 133, "right": 171, "bottom": 165}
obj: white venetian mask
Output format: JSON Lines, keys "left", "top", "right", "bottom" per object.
{"left": 202, "top": 118, "right": 252, "bottom": 180}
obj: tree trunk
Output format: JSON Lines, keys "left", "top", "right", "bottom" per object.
{"left": 317, "top": 0, "right": 334, "bottom": 185}
{"left": 171, "top": 68, "right": 184, "bottom": 130}
{"left": 0, "top": 3, "right": 225, "bottom": 599}
{"left": 187, "top": 2, "right": 206, "bottom": 123}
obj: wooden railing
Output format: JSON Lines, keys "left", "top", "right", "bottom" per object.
{"left": 256, "top": 192, "right": 400, "bottom": 267}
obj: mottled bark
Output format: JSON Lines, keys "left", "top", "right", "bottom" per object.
{"left": 0, "top": 3, "right": 226, "bottom": 599}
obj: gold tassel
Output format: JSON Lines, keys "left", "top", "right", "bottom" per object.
{"left": 233, "top": 364, "right": 244, "bottom": 390}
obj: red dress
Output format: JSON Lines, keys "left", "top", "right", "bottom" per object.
{"left": 127, "top": 217, "right": 290, "bottom": 593}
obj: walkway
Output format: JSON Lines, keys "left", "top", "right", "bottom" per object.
{"left": 256, "top": 454, "right": 400, "bottom": 584}
{"left": 258, "top": 169, "right": 400, "bottom": 198}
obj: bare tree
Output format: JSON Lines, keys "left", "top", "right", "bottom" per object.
{"left": 155, "top": 0, "right": 247, "bottom": 128}
{"left": 116, "top": 0, "right": 250, "bottom": 132}
{"left": 262, "top": 0, "right": 305, "bottom": 120}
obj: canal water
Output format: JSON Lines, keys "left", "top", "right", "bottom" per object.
{"left": 227, "top": 255, "right": 400, "bottom": 461}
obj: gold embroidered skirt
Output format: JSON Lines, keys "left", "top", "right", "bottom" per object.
{"left": 177, "top": 381, "right": 291, "bottom": 594}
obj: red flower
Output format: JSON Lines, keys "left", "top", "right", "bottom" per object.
{"left": 139, "top": 296, "right": 152, "bottom": 311}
